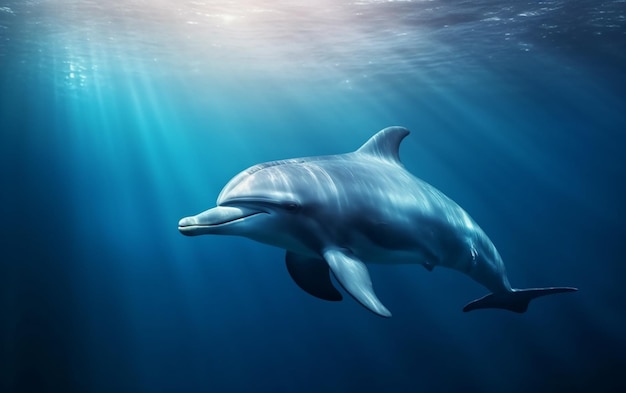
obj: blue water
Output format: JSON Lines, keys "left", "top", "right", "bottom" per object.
{"left": 1, "top": 1, "right": 625, "bottom": 392}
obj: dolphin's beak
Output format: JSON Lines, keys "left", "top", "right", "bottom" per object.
{"left": 178, "top": 206, "right": 264, "bottom": 236}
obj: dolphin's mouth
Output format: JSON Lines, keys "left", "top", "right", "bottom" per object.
{"left": 178, "top": 206, "right": 266, "bottom": 235}
{"left": 178, "top": 212, "right": 262, "bottom": 228}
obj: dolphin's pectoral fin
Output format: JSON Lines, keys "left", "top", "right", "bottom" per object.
{"left": 422, "top": 262, "right": 435, "bottom": 272}
{"left": 286, "top": 252, "right": 343, "bottom": 301}
{"left": 323, "top": 248, "right": 392, "bottom": 318}
{"left": 463, "top": 287, "right": 578, "bottom": 313}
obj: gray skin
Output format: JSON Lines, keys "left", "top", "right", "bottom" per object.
{"left": 179, "top": 127, "right": 576, "bottom": 317}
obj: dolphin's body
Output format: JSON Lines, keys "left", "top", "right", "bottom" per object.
{"left": 179, "top": 127, "right": 576, "bottom": 317}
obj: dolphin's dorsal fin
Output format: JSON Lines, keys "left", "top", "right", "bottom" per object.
{"left": 356, "top": 126, "right": 410, "bottom": 165}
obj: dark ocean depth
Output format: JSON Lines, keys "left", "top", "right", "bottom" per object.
{"left": 1, "top": 1, "right": 625, "bottom": 392}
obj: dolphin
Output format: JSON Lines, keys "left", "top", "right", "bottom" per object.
{"left": 178, "top": 126, "right": 577, "bottom": 317}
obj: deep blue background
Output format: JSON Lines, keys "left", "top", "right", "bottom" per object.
{"left": 1, "top": 1, "right": 625, "bottom": 392}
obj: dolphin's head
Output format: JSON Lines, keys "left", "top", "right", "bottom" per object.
{"left": 178, "top": 160, "right": 321, "bottom": 250}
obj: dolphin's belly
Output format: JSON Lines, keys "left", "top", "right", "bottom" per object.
{"left": 350, "top": 239, "right": 433, "bottom": 266}
{"left": 340, "top": 211, "right": 470, "bottom": 268}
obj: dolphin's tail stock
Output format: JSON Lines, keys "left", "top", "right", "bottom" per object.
{"left": 462, "top": 287, "right": 578, "bottom": 313}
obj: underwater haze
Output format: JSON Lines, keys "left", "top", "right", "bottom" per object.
{"left": 1, "top": 0, "right": 625, "bottom": 392}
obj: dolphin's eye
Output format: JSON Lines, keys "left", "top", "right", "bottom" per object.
{"left": 282, "top": 202, "right": 300, "bottom": 211}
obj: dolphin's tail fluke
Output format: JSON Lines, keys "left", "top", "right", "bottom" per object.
{"left": 463, "top": 287, "right": 578, "bottom": 313}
